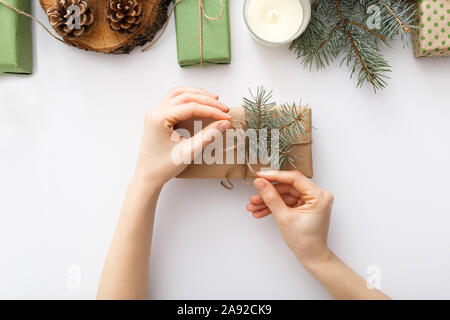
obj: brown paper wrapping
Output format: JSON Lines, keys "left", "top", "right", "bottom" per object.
{"left": 413, "top": 0, "right": 450, "bottom": 58}
{"left": 176, "top": 107, "right": 313, "bottom": 179}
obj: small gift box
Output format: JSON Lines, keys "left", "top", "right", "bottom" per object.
{"left": 0, "top": 0, "right": 33, "bottom": 74}
{"left": 176, "top": 107, "right": 313, "bottom": 180}
{"left": 413, "top": 0, "right": 450, "bottom": 57}
{"left": 174, "top": 0, "right": 231, "bottom": 66}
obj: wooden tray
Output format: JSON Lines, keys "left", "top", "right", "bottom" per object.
{"left": 40, "top": 0, "right": 170, "bottom": 54}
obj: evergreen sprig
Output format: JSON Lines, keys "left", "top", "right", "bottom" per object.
{"left": 243, "top": 87, "right": 309, "bottom": 170}
{"left": 289, "top": 0, "right": 417, "bottom": 92}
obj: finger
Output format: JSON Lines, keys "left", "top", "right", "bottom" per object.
{"left": 247, "top": 194, "right": 298, "bottom": 213}
{"left": 249, "top": 184, "right": 300, "bottom": 204}
{"left": 247, "top": 195, "right": 298, "bottom": 219}
{"left": 166, "top": 87, "right": 219, "bottom": 101}
{"left": 246, "top": 202, "right": 267, "bottom": 212}
{"left": 256, "top": 170, "right": 320, "bottom": 196}
{"left": 169, "top": 92, "right": 229, "bottom": 112}
{"left": 249, "top": 194, "right": 264, "bottom": 205}
{"left": 272, "top": 183, "right": 299, "bottom": 197}
{"left": 184, "top": 120, "right": 232, "bottom": 163}
{"left": 253, "top": 178, "right": 288, "bottom": 218}
{"left": 283, "top": 194, "right": 299, "bottom": 206}
{"left": 252, "top": 208, "right": 272, "bottom": 219}
{"left": 165, "top": 103, "right": 231, "bottom": 126}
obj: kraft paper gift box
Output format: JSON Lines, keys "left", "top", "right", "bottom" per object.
{"left": 413, "top": 0, "right": 450, "bottom": 57}
{"left": 176, "top": 107, "right": 313, "bottom": 180}
{"left": 174, "top": 0, "right": 231, "bottom": 66}
{"left": 0, "top": 0, "right": 33, "bottom": 74}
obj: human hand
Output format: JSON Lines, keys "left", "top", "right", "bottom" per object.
{"left": 247, "top": 170, "right": 334, "bottom": 268}
{"left": 135, "top": 87, "right": 232, "bottom": 188}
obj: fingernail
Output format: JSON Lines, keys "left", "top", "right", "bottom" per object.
{"left": 217, "top": 120, "right": 231, "bottom": 131}
{"left": 221, "top": 103, "right": 230, "bottom": 111}
{"left": 208, "top": 91, "right": 219, "bottom": 99}
{"left": 257, "top": 170, "right": 277, "bottom": 177}
{"left": 254, "top": 179, "right": 266, "bottom": 192}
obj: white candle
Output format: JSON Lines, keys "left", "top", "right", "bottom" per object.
{"left": 245, "top": 0, "right": 304, "bottom": 44}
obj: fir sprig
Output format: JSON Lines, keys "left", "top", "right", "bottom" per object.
{"left": 290, "top": 0, "right": 417, "bottom": 91}
{"left": 243, "top": 86, "right": 276, "bottom": 130}
{"left": 243, "top": 87, "right": 308, "bottom": 170}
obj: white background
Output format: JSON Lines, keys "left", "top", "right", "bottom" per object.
{"left": 1, "top": 1, "right": 450, "bottom": 299}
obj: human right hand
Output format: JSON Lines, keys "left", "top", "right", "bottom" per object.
{"left": 246, "top": 170, "right": 334, "bottom": 268}
{"left": 247, "top": 171, "right": 391, "bottom": 300}
{"left": 135, "top": 87, "right": 231, "bottom": 189}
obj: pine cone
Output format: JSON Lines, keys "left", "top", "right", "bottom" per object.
{"left": 47, "top": 0, "right": 94, "bottom": 38}
{"left": 105, "top": 0, "right": 143, "bottom": 34}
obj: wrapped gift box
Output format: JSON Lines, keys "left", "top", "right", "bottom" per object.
{"left": 413, "top": 0, "right": 450, "bottom": 57}
{"left": 0, "top": 0, "right": 33, "bottom": 74}
{"left": 174, "top": 0, "right": 231, "bottom": 66}
{"left": 176, "top": 107, "right": 313, "bottom": 179}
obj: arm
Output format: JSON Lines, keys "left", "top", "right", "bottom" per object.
{"left": 246, "top": 170, "right": 389, "bottom": 300}
{"left": 96, "top": 177, "right": 160, "bottom": 300}
{"left": 97, "top": 87, "right": 231, "bottom": 300}
{"left": 303, "top": 251, "right": 388, "bottom": 300}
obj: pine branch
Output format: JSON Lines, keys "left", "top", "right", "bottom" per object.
{"left": 379, "top": 0, "right": 410, "bottom": 33}
{"left": 341, "top": 26, "right": 391, "bottom": 90}
{"left": 243, "top": 86, "right": 275, "bottom": 130}
{"left": 311, "top": 23, "right": 342, "bottom": 59}
{"left": 344, "top": 19, "right": 386, "bottom": 41}
{"left": 243, "top": 88, "right": 307, "bottom": 170}
{"left": 289, "top": 0, "right": 417, "bottom": 91}
{"left": 360, "top": 0, "right": 417, "bottom": 43}
{"left": 335, "top": 0, "right": 381, "bottom": 89}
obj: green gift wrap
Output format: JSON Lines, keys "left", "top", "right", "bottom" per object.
{"left": 174, "top": 0, "right": 231, "bottom": 66}
{"left": 0, "top": 0, "right": 33, "bottom": 74}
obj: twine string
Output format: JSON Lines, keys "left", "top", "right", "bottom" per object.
{"left": 0, "top": 0, "right": 225, "bottom": 56}
{"left": 143, "top": 0, "right": 225, "bottom": 65}
{"left": 198, "top": 0, "right": 224, "bottom": 64}
{"left": 142, "top": 0, "right": 182, "bottom": 52}
{"left": 220, "top": 119, "right": 256, "bottom": 190}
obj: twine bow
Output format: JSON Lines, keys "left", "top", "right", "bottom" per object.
{"left": 220, "top": 119, "right": 257, "bottom": 190}
{"left": 143, "top": 0, "right": 225, "bottom": 65}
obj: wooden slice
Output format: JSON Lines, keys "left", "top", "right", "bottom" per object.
{"left": 40, "top": 0, "right": 171, "bottom": 54}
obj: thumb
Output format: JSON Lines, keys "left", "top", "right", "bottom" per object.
{"left": 253, "top": 178, "right": 288, "bottom": 217}
{"left": 187, "top": 120, "right": 231, "bottom": 162}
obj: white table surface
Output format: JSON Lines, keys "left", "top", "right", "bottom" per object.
{"left": 1, "top": 1, "right": 450, "bottom": 300}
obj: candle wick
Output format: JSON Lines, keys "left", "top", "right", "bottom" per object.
{"left": 268, "top": 10, "right": 278, "bottom": 23}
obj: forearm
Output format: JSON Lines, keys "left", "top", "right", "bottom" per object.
{"left": 303, "top": 250, "right": 390, "bottom": 300}
{"left": 97, "top": 176, "right": 162, "bottom": 300}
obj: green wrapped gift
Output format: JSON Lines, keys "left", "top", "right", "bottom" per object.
{"left": 174, "top": 0, "right": 231, "bottom": 67}
{"left": 0, "top": 0, "right": 33, "bottom": 74}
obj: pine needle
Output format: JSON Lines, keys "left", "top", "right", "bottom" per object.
{"left": 243, "top": 87, "right": 308, "bottom": 170}
{"left": 290, "top": 0, "right": 417, "bottom": 92}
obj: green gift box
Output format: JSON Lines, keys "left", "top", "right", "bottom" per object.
{"left": 174, "top": 0, "right": 231, "bottom": 66}
{"left": 0, "top": 0, "right": 33, "bottom": 74}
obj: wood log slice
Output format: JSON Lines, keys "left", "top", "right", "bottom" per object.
{"left": 40, "top": 0, "right": 171, "bottom": 54}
